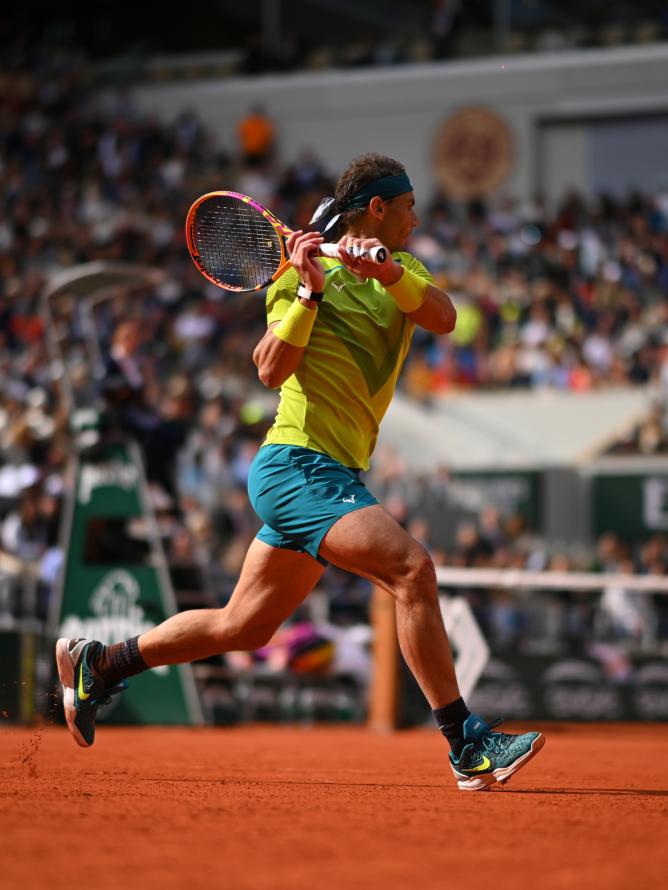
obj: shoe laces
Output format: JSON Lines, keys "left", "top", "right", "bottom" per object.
{"left": 479, "top": 718, "right": 508, "bottom": 755}
{"left": 90, "top": 680, "right": 128, "bottom": 708}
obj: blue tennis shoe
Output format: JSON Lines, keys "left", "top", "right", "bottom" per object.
{"left": 449, "top": 713, "right": 545, "bottom": 791}
{"left": 56, "top": 638, "right": 127, "bottom": 747}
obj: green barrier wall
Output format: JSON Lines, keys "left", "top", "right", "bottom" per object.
{"left": 52, "top": 440, "right": 202, "bottom": 726}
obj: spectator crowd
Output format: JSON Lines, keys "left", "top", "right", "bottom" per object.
{"left": 1, "top": 50, "right": 668, "bottom": 655}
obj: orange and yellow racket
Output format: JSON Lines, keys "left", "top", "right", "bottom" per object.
{"left": 186, "top": 191, "right": 386, "bottom": 292}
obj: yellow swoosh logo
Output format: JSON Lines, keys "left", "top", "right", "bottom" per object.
{"left": 464, "top": 755, "right": 491, "bottom": 773}
{"left": 78, "top": 664, "right": 91, "bottom": 701}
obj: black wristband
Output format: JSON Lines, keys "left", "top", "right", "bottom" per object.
{"left": 297, "top": 283, "right": 323, "bottom": 303}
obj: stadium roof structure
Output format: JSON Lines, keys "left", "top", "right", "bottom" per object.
{"left": 379, "top": 387, "right": 654, "bottom": 471}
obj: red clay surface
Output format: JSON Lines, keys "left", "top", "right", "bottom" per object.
{"left": 2, "top": 723, "right": 666, "bottom": 890}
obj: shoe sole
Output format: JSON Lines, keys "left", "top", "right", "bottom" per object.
{"left": 454, "top": 733, "right": 546, "bottom": 791}
{"left": 55, "top": 638, "right": 90, "bottom": 748}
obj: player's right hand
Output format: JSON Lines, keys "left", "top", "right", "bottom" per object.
{"left": 337, "top": 236, "right": 401, "bottom": 287}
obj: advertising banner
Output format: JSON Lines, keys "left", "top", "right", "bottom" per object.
{"left": 449, "top": 469, "right": 542, "bottom": 530}
{"left": 592, "top": 471, "right": 668, "bottom": 537}
{"left": 469, "top": 653, "right": 668, "bottom": 721}
{"left": 400, "top": 651, "right": 668, "bottom": 725}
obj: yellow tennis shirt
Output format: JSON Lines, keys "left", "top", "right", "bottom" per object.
{"left": 263, "top": 252, "right": 433, "bottom": 470}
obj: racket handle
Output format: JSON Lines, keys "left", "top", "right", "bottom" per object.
{"left": 319, "top": 243, "right": 387, "bottom": 264}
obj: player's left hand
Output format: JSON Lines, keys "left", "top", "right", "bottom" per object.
{"left": 287, "top": 230, "right": 326, "bottom": 293}
{"left": 337, "top": 236, "right": 402, "bottom": 286}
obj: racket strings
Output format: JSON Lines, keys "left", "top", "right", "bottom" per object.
{"left": 193, "top": 197, "right": 282, "bottom": 290}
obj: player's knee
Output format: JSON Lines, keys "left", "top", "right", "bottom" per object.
{"left": 244, "top": 624, "right": 276, "bottom": 650}
{"left": 393, "top": 546, "right": 437, "bottom": 605}
{"left": 223, "top": 620, "right": 275, "bottom": 652}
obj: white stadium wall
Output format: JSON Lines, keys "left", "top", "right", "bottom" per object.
{"left": 129, "top": 44, "right": 668, "bottom": 207}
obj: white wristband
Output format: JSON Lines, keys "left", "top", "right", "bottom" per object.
{"left": 297, "top": 283, "right": 323, "bottom": 303}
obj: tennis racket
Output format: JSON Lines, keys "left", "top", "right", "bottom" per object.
{"left": 185, "top": 191, "right": 387, "bottom": 293}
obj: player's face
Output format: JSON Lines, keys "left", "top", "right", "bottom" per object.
{"left": 379, "top": 191, "right": 419, "bottom": 251}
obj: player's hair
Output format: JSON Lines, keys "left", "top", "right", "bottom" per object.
{"left": 334, "top": 153, "right": 406, "bottom": 230}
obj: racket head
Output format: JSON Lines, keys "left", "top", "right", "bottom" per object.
{"left": 186, "top": 191, "right": 293, "bottom": 292}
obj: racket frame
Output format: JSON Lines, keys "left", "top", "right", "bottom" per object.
{"left": 186, "top": 190, "right": 298, "bottom": 293}
{"left": 186, "top": 190, "right": 387, "bottom": 293}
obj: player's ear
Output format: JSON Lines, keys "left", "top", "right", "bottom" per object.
{"left": 369, "top": 196, "right": 384, "bottom": 218}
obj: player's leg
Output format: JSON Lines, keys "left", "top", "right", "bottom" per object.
{"left": 319, "top": 504, "right": 544, "bottom": 789}
{"left": 137, "top": 539, "right": 324, "bottom": 664}
{"left": 56, "top": 539, "right": 324, "bottom": 746}
{"left": 320, "top": 503, "right": 457, "bottom": 708}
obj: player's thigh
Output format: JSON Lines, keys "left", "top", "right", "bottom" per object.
{"left": 319, "top": 504, "right": 435, "bottom": 594}
{"left": 223, "top": 537, "right": 325, "bottom": 635}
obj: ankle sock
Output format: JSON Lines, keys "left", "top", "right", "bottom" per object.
{"left": 433, "top": 697, "right": 470, "bottom": 757}
{"left": 93, "top": 636, "right": 149, "bottom": 686}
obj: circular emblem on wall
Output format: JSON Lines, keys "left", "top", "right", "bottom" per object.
{"left": 433, "top": 106, "right": 514, "bottom": 199}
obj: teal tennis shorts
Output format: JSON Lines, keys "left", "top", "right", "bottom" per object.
{"left": 247, "top": 445, "right": 378, "bottom": 563}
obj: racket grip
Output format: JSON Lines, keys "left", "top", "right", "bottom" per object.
{"left": 319, "top": 243, "right": 387, "bottom": 264}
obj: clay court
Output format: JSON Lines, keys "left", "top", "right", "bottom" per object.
{"left": 2, "top": 722, "right": 666, "bottom": 890}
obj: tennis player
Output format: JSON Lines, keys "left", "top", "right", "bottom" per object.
{"left": 57, "top": 153, "right": 544, "bottom": 790}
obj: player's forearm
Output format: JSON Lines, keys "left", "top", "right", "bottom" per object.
{"left": 407, "top": 285, "right": 457, "bottom": 334}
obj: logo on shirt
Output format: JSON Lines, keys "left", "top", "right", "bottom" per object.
{"left": 332, "top": 282, "right": 345, "bottom": 292}
{"left": 342, "top": 494, "right": 356, "bottom": 503}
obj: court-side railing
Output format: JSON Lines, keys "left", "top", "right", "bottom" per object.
{"left": 434, "top": 567, "right": 668, "bottom": 593}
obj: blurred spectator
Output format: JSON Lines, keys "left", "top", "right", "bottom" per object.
{"left": 478, "top": 505, "right": 508, "bottom": 551}
{"left": 236, "top": 104, "right": 275, "bottom": 166}
{"left": 1, "top": 492, "right": 51, "bottom": 562}
{"left": 430, "top": 0, "right": 463, "bottom": 59}
{"left": 101, "top": 319, "right": 188, "bottom": 504}
{"left": 600, "top": 559, "right": 655, "bottom": 645}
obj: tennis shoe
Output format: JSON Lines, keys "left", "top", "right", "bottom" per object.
{"left": 56, "top": 638, "right": 127, "bottom": 748}
{"left": 449, "top": 713, "right": 545, "bottom": 791}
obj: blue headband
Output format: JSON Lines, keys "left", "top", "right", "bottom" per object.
{"left": 342, "top": 172, "right": 413, "bottom": 211}
{"left": 310, "top": 171, "right": 413, "bottom": 232}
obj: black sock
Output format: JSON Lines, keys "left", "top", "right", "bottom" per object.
{"left": 94, "top": 636, "right": 149, "bottom": 686}
{"left": 433, "top": 697, "right": 470, "bottom": 757}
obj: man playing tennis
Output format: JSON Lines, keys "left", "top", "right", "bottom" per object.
{"left": 57, "top": 153, "right": 544, "bottom": 790}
